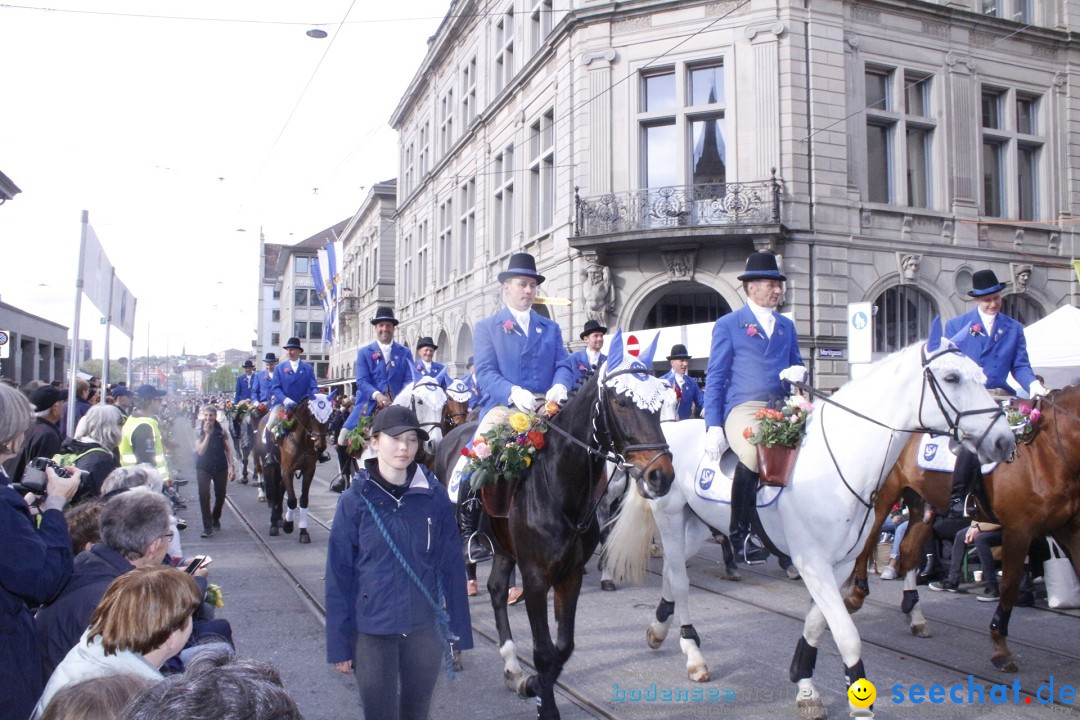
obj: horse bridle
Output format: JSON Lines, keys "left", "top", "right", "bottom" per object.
{"left": 292, "top": 398, "right": 329, "bottom": 455}
{"left": 407, "top": 390, "right": 448, "bottom": 434}
{"left": 917, "top": 344, "right": 1005, "bottom": 451}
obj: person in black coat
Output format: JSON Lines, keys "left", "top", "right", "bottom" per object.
{"left": 3, "top": 385, "right": 66, "bottom": 483}
{"left": 57, "top": 404, "right": 124, "bottom": 502}
{"left": 0, "top": 383, "right": 80, "bottom": 720}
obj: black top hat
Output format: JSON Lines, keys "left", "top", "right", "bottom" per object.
{"left": 497, "top": 253, "right": 546, "bottom": 285}
{"left": 579, "top": 319, "right": 608, "bottom": 339}
{"left": 737, "top": 252, "right": 786, "bottom": 282}
{"left": 242, "top": 360, "right": 255, "bottom": 369}
{"left": 968, "top": 269, "right": 1008, "bottom": 297}
{"left": 282, "top": 337, "right": 304, "bottom": 351}
{"left": 263, "top": 352, "right": 278, "bottom": 364}
{"left": 416, "top": 336, "right": 437, "bottom": 351}
{"left": 371, "top": 306, "right": 400, "bottom": 326}
{"left": 370, "top": 404, "right": 430, "bottom": 442}
{"left": 666, "top": 344, "right": 692, "bottom": 361}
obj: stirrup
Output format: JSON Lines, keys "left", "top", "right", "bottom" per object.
{"left": 465, "top": 532, "right": 493, "bottom": 563}
{"left": 741, "top": 535, "right": 768, "bottom": 565}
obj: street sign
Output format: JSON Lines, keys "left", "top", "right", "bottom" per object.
{"left": 0, "top": 330, "right": 9, "bottom": 359}
{"left": 817, "top": 347, "right": 845, "bottom": 360}
{"left": 847, "top": 302, "right": 873, "bottom": 364}
{"left": 625, "top": 334, "right": 640, "bottom": 357}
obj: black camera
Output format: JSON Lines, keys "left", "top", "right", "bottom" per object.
{"left": 16, "top": 457, "right": 73, "bottom": 496}
{"left": 29, "top": 457, "right": 71, "bottom": 477}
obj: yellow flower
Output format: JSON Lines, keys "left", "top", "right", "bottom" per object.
{"left": 524, "top": 456, "right": 532, "bottom": 467}
{"left": 509, "top": 412, "right": 531, "bottom": 433}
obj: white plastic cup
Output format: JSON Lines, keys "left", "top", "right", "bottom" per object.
{"left": 973, "top": 570, "right": 984, "bottom": 583}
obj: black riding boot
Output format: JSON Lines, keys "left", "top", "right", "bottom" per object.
{"left": 459, "top": 490, "right": 492, "bottom": 563}
{"left": 729, "top": 463, "right": 768, "bottom": 564}
{"left": 949, "top": 448, "right": 979, "bottom": 518}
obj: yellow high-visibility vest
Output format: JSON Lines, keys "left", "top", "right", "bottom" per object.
{"left": 119, "top": 415, "right": 171, "bottom": 481}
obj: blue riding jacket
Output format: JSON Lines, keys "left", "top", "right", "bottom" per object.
{"left": 945, "top": 309, "right": 1037, "bottom": 394}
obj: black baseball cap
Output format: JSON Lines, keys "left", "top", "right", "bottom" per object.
{"left": 370, "top": 405, "right": 429, "bottom": 441}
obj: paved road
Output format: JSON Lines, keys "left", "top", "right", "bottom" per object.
{"left": 168, "top": 416, "right": 1080, "bottom": 720}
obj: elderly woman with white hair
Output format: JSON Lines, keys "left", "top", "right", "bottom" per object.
{"left": 58, "top": 403, "right": 124, "bottom": 501}
{"left": 0, "top": 383, "right": 81, "bottom": 720}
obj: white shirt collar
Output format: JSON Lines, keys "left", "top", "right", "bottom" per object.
{"left": 747, "top": 300, "right": 776, "bottom": 333}
{"left": 378, "top": 342, "right": 392, "bottom": 358}
{"left": 288, "top": 360, "right": 299, "bottom": 371}
{"left": 509, "top": 307, "right": 531, "bottom": 332}
{"left": 978, "top": 310, "right": 997, "bottom": 333}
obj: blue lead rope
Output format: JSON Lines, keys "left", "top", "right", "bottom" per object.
{"left": 358, "top": 492, "right": 458, "bottom": 679}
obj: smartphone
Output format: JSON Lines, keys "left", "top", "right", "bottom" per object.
{"left": 184, "top": 555, "right": 212, "bottom": 574}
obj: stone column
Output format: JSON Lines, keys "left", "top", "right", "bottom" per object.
{"left": 583, "top": 48, "right": 616, "bottom": 195}
{"left": 943, "top": 51, "right": 979, "bottom": 245}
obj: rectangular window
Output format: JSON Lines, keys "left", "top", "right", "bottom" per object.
{"left": 1017, "top": 144, "right": 1037, "bottom": 221}
{"left": 293, "top": 322, "right": 307, "bottom": 339}
{"left": 690, "top": 117, "right": 726, "bottom": 185}
{"left": 865, "top": 70, "right": 890, "bottom": 111}
{"left": 271, "top": 309, "right": 280, "bottom": 322}
{"left": 272, "top": 289, "right": 281, "bottom": 300}
{"left": 494, "top": 8, "right": 515, "bottom": 93}
{"left": 904, "top": 74, "right": 929, "bottom": 117}
{"left": 418, "top": 122, "right": 430, "bottom": 177}
{"left": 529, "top": 109, "right": 555, "bottom": 235}
{"left": 643, "top": 71, "right": 676, "bottom": 113}
{"left": 438, "top": 198, "right": 453, "bottom": 283}
{"left": 416, "top": 219, "right": 429, "bottom": 296}
{"left": 1016, "top": 95, "right": 1036, "bottom": 135}
{"left": 982, "top": 141, "right": 1004, "bottom": 217}
{"left": 440, "top": 88, "right": 454, "bottom": 156}
{"left": 643, "top": 122, "right": 677, "bottom": 188}
{"left": 459, "top": 178, "right": 476, "bottom": 272}
{"left": 403, "top": 141, "right": 415, "bottom": 195}
{"left": 462, "top": 56, "right": 477, "bottom": 126}
{"left": 981, "top": 0, "right": 999, "bottom": 16}
{"left": 906, "top": 127, "right": 931, "bottom": 209}
{"left": 294, "top": 256, "right": 310, "bottom": 274}
{"left": 493, "top": 146, "right": 515, "bottom": 253}
{"left": 981, "top": 90, "right": 1003, "bottom": 129}
{"left": 1014, "top": 0, "right": 1032, "bottom": 22}
{"left": 401, "top": 232, "right": 413, "bottom": 303}
{"left": 866, "top": 123, "right": 891, "bottom": 203}
{"left": 271, "top": 332, "right": 280, "bottom": 346}
{"left": 310, "top": 321, "right": 323, "bottom": 340}
{"left": 530, "top": 0, "right": 552, "bottom": 54}
{"left": 309, "top": 289, "right": 320, "bottom": 306}
{"left": 294, "top": 288, "right": 308, "bottom": 306}
{"left": 689, "top": 64, "right": 724, "bottom": 106}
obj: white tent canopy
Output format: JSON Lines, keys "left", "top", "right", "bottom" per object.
{"left": 1012, "top": 305, "right": 1080, "bottom": 391}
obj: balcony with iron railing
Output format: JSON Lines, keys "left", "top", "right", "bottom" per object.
{"left": 572, "top": 172, "right": 783, "bottom": 251}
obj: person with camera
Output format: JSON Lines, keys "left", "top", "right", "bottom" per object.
{"left": 3, "top": 385, "right": 67, "bottom": 484}
{"left": 195, "top": 405, "right": 235, "bottom": 538}
{"left": 0, "top": 383, "right": 80, "bottom": 720}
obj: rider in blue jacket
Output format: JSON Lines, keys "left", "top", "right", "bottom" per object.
{"left": 252, "top": 353, "right": 279, "bottom": 405}
{"left": 264, "top": 338, "right": 319, "bottom": 461}
{"left": 325, "top": 406, "right": 472, "bottom": 720}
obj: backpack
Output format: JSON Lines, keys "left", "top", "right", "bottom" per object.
{"left": 52, "top": 446, "right": 111, "bottom": 469}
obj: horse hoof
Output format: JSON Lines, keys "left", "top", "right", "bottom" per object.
{"left": 452, "top": 651, "right": 464, "bottom": 672}
{"left": 689, "top": 665, "right": 710, "bottom": 683}
{"left": 299, "top": 529, "right": 311, "bottom": 544}
{"left": 646, "top": 627, "right": 665, "bottom": 650}
{"left": 722, "top": 564, "right": 741, "bottom": 581}
{"left": 992, "top": 655, "right": 1019, "bottom": 673}
{"left": 910, "top": 623, "right": 933, "bottom": 639}
{"left": 504, "top": 670, "right": 526, "bottom": 696}
{"left": 796, "top": 698, "right": 827, "bottom": 719}
{"left": 269, "top": 525, "right": 279, "bottom": 537}
{"left": 600, "top": 580, "right": 616, "bottom": 592}
{"left": 283, "top": 521, "right": 294, "bottom": 534}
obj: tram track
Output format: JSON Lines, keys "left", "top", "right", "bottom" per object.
{"left": 224, "top": 480, "right": 617, "bottom": 720}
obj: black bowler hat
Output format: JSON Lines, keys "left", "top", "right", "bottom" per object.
{"left": 29, "top": 385, "right": 66, "bottom": 412}
{"left": 497, "top": 252, "right": 546, "bottom": 285}
{"left": 263, "top": 352, "right": 278, "bottom": 364}
{"left": 242, "top": 360, "right": 255, "bottom": 369}
{"left": 968, "top": 269, "right": 1008, "bottom": 297}
{"left": 370, "top": 404, "right": 429, "bottom": 442}
{"left": 737, "top": 252, "right": 786, "bottom": 282}
{"left": 416, "top": 336, "right": 437, "bottom": 351}
{"left": 371, "top": 306, "right": 399, "bottom": 326}
{"left": 666, "top": 344, "right": 692, "bottom": 361}
{"left": 579, "top": 319, "right": 608, "bottom": 340}
{"left": 282, "top": 337, "right": 304, "bottom": 352}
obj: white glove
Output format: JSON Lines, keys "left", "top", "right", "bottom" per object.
{"left": 779, "top": 365, "right": 808, "bottom": 384}
{"left": 1029, "top": 380, "right": 1048, "bottom": 398}
{"left": 705, "top": 426, "right": 728, "bottom": 462}
{"left": 509, "top": 386, "right": 537, "bottom": 412}
{"left": 283, "top": 398, "right": 297, "bottom": 410}
{"left": 545, "top": 384, "right": 568, "bottom": 405}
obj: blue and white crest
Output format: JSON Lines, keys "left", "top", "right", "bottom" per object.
{"left": 698, "top": 467, "right": 715, "bottom": 491}
{"left": 600, "top": 328, "right": 665, "bottom": 412}
{"left": 446, "top": 378, "right": 472, "bottom": 404}
{"left": 310, "top": 393, "right": 333, "bottom": 424}
{"left": 922, "top": 442, "right": 939, "bottom": 462}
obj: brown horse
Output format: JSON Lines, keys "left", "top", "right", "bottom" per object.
{"left": 253, "top": 394, "right": 333, "bottom": 543}
{"left": 846, "top": 385, "right": 1080, "bottom": 672}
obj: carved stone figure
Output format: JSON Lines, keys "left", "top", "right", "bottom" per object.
{"left": 1013, "top": 264, "right": 1032, "bottom": 293}
{"left": 663, "top": 251, "right": 695, "bottom": 280}
{"left": 898, "top": 253, "right": 921, "bottom": 283}
{"left": 581, "top": 262, "right": 614, "bottom": 324}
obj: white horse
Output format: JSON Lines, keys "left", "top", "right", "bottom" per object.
{"left": 606, "top": 329, "right": 1016, "bottom": 716}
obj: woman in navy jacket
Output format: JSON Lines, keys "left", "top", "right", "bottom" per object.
{"left": 0, "top": 384, "right": 80, "bottom": 720}
{"left": 325, "top": 405, "right": 472, "bottom": 720}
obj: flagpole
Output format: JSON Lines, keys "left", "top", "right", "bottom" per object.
{"left": 145, "top": 322, "right": 150, "bottom": 389}
{"left": 68, "top": 210, "right": 89, "bottom": 438}
{"left": 101, "top": 267, "right": 115, "bottom": 390}
{"left": 126, "top": 299, "right": 137, "bottom": 387}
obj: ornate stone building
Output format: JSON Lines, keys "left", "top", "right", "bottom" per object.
{"left": 374, "top": 0, "right": 1079, "bottom": 387}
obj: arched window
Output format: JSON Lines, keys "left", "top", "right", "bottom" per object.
{"left": 1001, "top": 294, "right": 1044, "bottom": 326}
{"left": 642, "top": 283, "right": 730, "bottom": 329}
{"left": 873, "top": 285, "right": 938, "bottom": 353}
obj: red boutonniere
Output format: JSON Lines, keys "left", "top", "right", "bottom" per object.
{"left": 282, "top": 366, "right": 293, "bottom": 374}
{"left": 502, "top": 320, "right": 516, "bottom": 334}
{"left": 372, "top": 352, "right": 381, "bottom": 361}
{"left": 578, "top": 364, "right": 587, "bottom": 372}
{"left": 743, "top": 323, "right": 761, "bottom": 338}
{"left": 970, "top": 323, "right": 984, "bottom": 336}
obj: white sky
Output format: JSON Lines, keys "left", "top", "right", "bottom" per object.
{"left": 0, "top": 0, "right": 448, "bottom": 357}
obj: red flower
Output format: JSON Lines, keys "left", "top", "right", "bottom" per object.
{"left": 970, "top": 323, "right": 983, "bottom": 336}
{"left": 503, "top": 320, "right": 516, "bottom": 334}
{"left": 526, "top": 430, "right": 545, "bottom": 450}
{"left": 746, "top": 324, "right": 759, "bottom": 337}
{"left": 460, "top": 447, "right": 470, "bottom": 456}
{"left": 372, "top": 352, "right": 381, "bottom": 361}
{"left": 742, "top": 427, "right": 753, "bottom": 440}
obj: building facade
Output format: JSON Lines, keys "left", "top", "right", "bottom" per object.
{"left": 0, "top": 300, "right": 68, "bottom": 386}
{"left": 331, "top": 180, "right": 399, "bottom": 390}
{"left": 380, "top": 0, "right": 1079, "bottom": 389}
{"left": 256, "top": 238, "right": 284, "bottom": 363}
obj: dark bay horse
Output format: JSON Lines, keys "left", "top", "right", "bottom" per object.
{"left": 846, "top": 385, "right": 1080, "bottom": 672}
{"left": 253, "top": 394, "right": 333, "bottom": 543}
{"left": 437, "top": 331, "right": 675, "bottom": 719}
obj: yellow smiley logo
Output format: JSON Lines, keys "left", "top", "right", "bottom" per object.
{"left": 848, "top": 678, "right": 876, "bottom": 708}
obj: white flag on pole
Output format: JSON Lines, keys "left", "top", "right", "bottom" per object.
{"left": 82, "top": 224, "right": 113, "bottom": 316}
{"left": 110, "top": 276, "right": 137, "bottom": 337}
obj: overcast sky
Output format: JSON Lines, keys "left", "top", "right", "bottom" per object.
{"left": 0, "top": 0, "right": 447, "bottom": 357}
